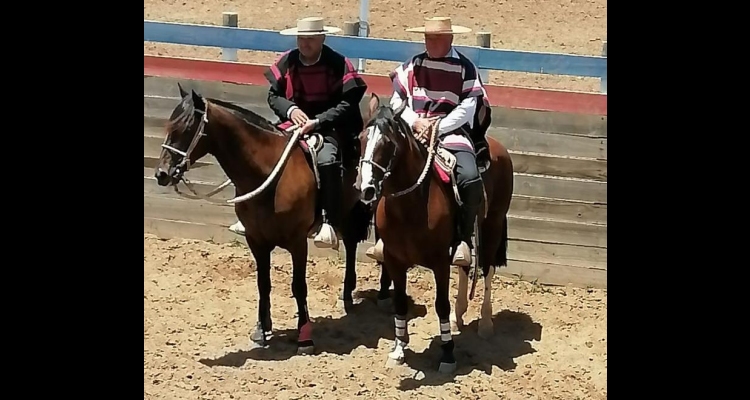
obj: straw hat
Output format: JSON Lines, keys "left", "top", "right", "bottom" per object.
{"left": 279, "top": 17, "right": 341, "bottom": 36}
{"left": 405, "top": 17, "right": 472, "bottom": 34}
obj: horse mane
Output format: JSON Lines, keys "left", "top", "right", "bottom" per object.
{"left": 368, "top": 105, "right": 426, "bottom": 157}
{"left": 206, "top": 97, "right": 284, "bottom": 136}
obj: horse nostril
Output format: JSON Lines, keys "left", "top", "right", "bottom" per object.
{"left": 362, "top": 186, "right": 376, "bottom": 202}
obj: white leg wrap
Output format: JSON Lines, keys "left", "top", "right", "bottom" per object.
{"left": 440, "top": 321, "right": 452, "bottom": 342}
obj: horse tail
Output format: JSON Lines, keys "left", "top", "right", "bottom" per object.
{"left": 495, "top": 214, "right": 509, "bottom": 267}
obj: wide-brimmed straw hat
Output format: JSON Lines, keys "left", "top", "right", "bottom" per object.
{"left": 279, "top": 17, "right": 341, "bottom": 36}
{"left": 405, "top": 17, "right": 472, "bottom": 34}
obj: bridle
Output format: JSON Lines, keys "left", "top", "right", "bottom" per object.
{"left": 359, "top": 107, "right": 439, "bottom": 199}
{"left": 160, "top": 102, "right": 234, "bottom": 204}
{"left": 161, "top": 108, "right": 208, "bottom": 178}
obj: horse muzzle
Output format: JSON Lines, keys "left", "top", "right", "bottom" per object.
{"left": 154, "top": 165, "right": 184, "bottom": 187}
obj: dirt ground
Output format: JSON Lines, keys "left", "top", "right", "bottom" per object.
{"left": 144, "top": 0, "right": 607, "bottom": 92}
{"left": 144, "top": 234, "right": 607, "bottom": 399}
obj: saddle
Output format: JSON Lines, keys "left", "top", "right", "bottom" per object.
{"left": 432, "top": 143, "right": 488, "bottom": 217}
{"left": 275, "top": 121, "right": 325, "bottom": 189}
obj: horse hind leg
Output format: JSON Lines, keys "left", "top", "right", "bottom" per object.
{"left": 477, "top": 214, "right": 507, "bottom": 339}
{"left": 450, "top": 265, "right": 469, "bottom": 332}
{"left": 478, "top": 265, "right": 495, "bottom": 339}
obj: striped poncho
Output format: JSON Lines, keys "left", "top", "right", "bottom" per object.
{"left": 388, "top": 47, "right": 491, "bottom": 151}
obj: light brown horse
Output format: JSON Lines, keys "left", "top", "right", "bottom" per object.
{"left": 154, "top": 84, "right": 374, "bottom": 354}
{"left": 356, "top": 93, "right": 514, "bottom": 373}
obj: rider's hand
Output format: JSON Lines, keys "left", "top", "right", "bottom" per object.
{"left": 290, "top": 108, "right": 309, "bottom": 126}
{"left": 411, "top": 117, "right": 432, "bottom": 134}
{"left": 299, "top": 118, "right": 318, "bottom": 136}
{"left": 412, "top": 117, "right": 438, "bottom": 143}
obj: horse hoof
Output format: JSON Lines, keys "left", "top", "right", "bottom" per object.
{"left": 337, "top": 299, "right": 355, "bottom": 312}
{"left": 297, "top": 345, "right": 315, "bottom": 355}
{"left": 449, "top": 318, "right": 463, "bottom": 333}
{"left": 250, "top": 329, "right": 270, "bottom": 347}
{"left": 377, "top": 297, "right": 392, "bottom": 311}
{"left": 385, "top": 357, "right": 405, "bottom": 368}
{"left": 478, "top": 322, "right": 494, "bottom": 339}
{"left": 438, "top": 361, "right": 457, "bottom": 374}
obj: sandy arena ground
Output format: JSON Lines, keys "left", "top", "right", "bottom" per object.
{"left": 144, "top": 0, "right": 607, "bottom": 92}
{"left": 144, "top": 234, "right": 607, "bottom": 399}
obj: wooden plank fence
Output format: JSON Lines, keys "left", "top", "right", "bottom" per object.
{"left": 143, "top": 71, "right": 607, "bottom": 289}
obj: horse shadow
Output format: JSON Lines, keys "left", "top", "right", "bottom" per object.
{"left": 198, "top": 289, "right": 428, "bottom": 367}
{"left": 397, "top": 310, "right": 542, "bottom": 391}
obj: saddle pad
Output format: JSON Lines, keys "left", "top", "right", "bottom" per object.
{"left": 433, "top": 161, "right": 451, "bottom": 183}
{"left": 433, "top": 147, "right": 456, "bottom": 184}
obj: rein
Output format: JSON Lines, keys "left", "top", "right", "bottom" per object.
{"left": 389, "top": 117, "right": 440, "bottom": 198}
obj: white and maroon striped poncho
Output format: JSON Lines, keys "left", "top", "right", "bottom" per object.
{"left": 388, "top": 48, "right": 490, "bottom": 152}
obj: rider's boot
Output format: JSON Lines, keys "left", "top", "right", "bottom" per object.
{"left": 314, "top": 164, "right": 342, "bottom": 250}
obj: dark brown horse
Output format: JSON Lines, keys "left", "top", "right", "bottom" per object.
{"left": 356, "top": 93, "right": 514, "bottom": 373}
{"left": 154, "top": 84, "right": 374, "bottom": 354}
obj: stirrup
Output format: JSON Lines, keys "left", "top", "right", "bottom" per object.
{"left": 365, "top": 239, "right": 384, "bottom": 262}
{"left": 452, "top": 241, "right": 472, "bottom": 267}
{"left": 229, "top": 221, "right": 245, "bottom": 236}
{"left": 313, "top": 222, "right": 339, "bottom": 250}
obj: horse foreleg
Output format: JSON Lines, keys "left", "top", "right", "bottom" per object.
{"left": 384, "top": 256, "right": 409, "bottom": 368}
{"left": 478, "top": 265, "right": 495, "bottom": 339}
{"left": 290, "top": 238, "right": 314, "bottom": 355}
{"left": 249, "top": 244, "right": 273, "bottom": 347}
{"left": 377, "top": 262, "right": 393, "bottom": 311}
{"left": 450, "top": 265, "right": 469, "bottom": 332}
{"left": 339, "top": 237, "right": 358, "bottom": 311}
{"left": 434, "top": 263, "right": 457, "bottom": 373}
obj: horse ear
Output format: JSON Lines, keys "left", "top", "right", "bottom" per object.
{"left": 393, "top": 99, "right": 407, "bottom": 117}
{"left": 367, "top": 93, "right": 379, "bottom": 117}
{"left": 177, "top": 82, "right": 188, "bottom": 98}
{"left": 191, "top": 89, "right": 204, "bottom": 108}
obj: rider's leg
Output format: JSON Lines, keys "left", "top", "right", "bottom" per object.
{"left": 451, "top": 149, "right": 483, "bottom": 267}
{"left": 228, "top": 182, "right": 245, "bottom": 235}
{"left": 314, "top": 135, "right": 342, "bottom": 249}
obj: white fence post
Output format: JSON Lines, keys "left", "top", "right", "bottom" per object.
{"left": 222, "top": 12, "right": 238, "bottom": 62}
{"left": 357, "top": 0, "right": 370, "bottom": 73}
{"left": 600, "top": 38, "right": 607, "bottom": 93}
{"left": 475, "top": 31, "right": 491, "bottom": 83}
{"left": 344, "top": 21, "right": 360, "bottom": 71}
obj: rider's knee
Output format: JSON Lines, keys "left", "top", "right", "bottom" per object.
{"left": 456, "top": 154, "right": 481, "bottom": 184}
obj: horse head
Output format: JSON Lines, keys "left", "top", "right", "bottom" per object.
{"left": 155, "top": 83, "right": 213, "bottom": 186}
{"left": 357, "top": 93, "right": 419, "bottom": 205}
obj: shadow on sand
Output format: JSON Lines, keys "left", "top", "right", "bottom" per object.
{"left": 198, "top": 289, "right": 427, "bottom": 367}
{"left": 396, "top": 310, "right": 543, "bottom": 391}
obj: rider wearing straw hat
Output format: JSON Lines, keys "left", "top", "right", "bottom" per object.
{"left": 228, "top": 17, "right": 368, "bottom": 251}
{"left": 365, "top": 17, "right": 492, "bottom": 267}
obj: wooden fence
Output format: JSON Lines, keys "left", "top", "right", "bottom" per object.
{"left": 143, "top": 57, "right": 607, "bottom": 288}
{"left": 144, "top": 19, "right": 608, "bottom": 93}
